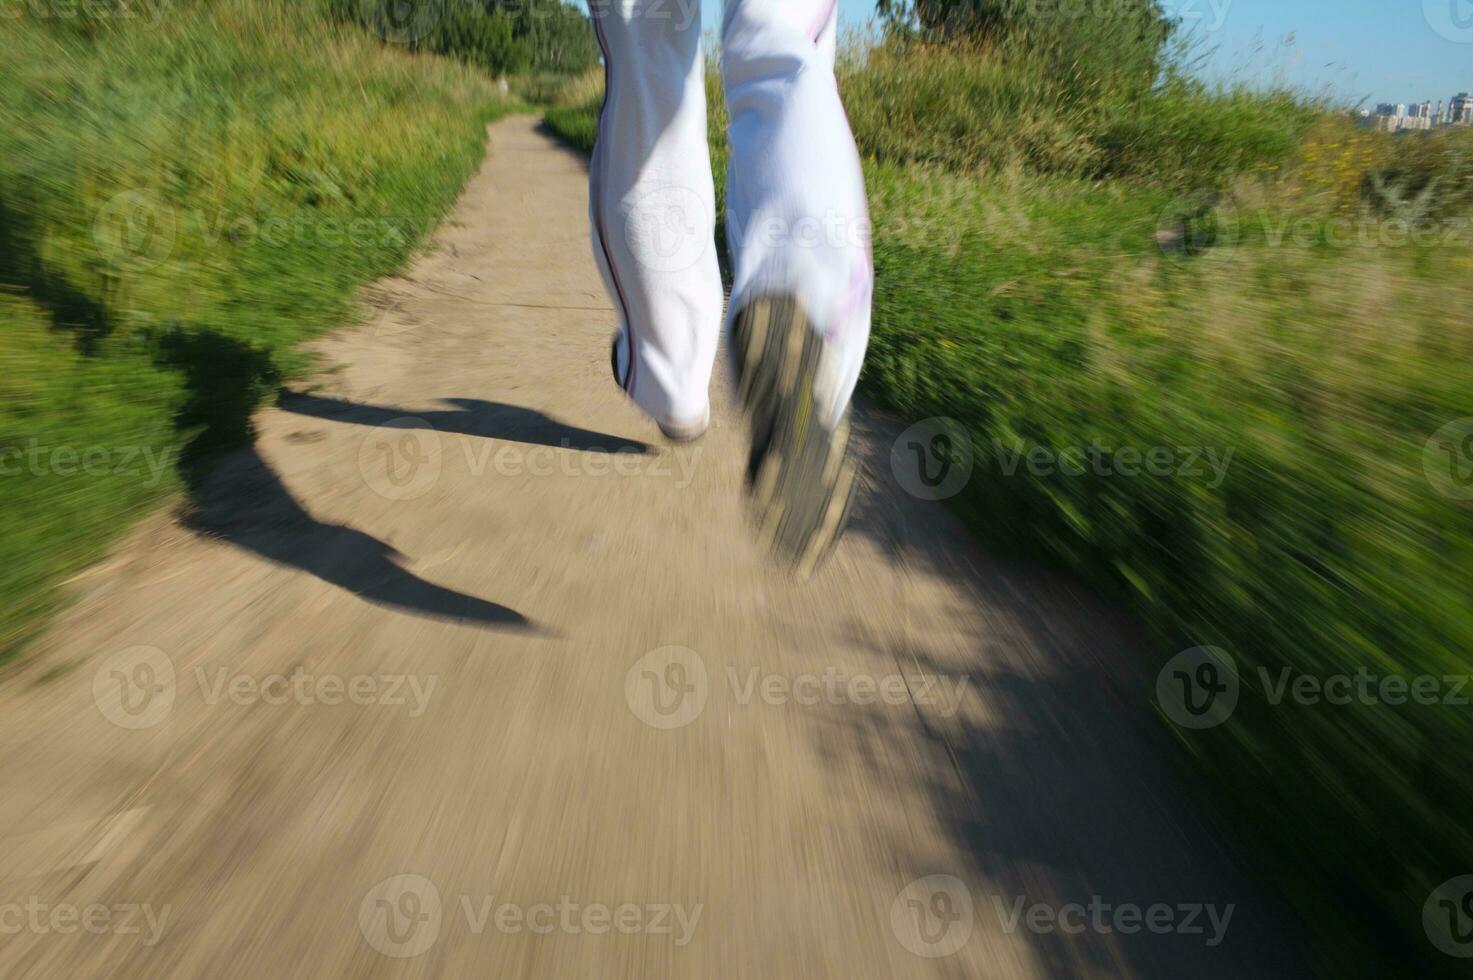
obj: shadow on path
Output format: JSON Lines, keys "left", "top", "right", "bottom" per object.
{"left": 280, "top": 392, "right": 649, "bottom": 455}
{"left": 162, "top": 332, "right": 536, "bottom": 632}
{"left": 182, "top": 443, "right": 535, "bottom": 630}
{"left": 803, "top": 413, "right": 1310, "bottom": 978}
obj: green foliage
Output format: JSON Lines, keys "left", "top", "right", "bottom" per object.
{"left": 327, "top": 0, "right": 599, "bottom": 75}
{"left": 876, "top": 0, "right": 1177, "bottom": 102}
{"left": 860, "top": 165, "right": 1473, "bottom": 976}
{"left": 839, "top": 40, "right": 1318, "bottom": 186}
{"left": 0, "top": 0, "right": 511, "bottom": 656}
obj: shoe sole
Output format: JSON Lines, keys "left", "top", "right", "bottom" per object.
{"left": 732, "top": 296, "right": 857, "bottom": 577}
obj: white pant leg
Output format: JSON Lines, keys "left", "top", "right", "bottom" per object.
{"left": 589, "top": 0, "right": 722, "bottom": 427}
{"left": 722, "top": 0, "right": 873, "bottom": 427}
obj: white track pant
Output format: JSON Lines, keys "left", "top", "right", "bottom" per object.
{"left": 590, "top": 0, "right": 873, "bottom": 429}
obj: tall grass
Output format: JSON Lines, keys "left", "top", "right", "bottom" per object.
{"left": 840, "top": 38, "right": 1319, "bottom": 185}
{"left": 0, "top": 0, "right": 512, "bottom": 656}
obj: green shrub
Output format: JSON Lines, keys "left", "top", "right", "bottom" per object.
{"left": 840, "top": 40, "right": 1318, "bottom": 187}
{"left": 876, "top": 0, "right": 1175, "bottom": 102}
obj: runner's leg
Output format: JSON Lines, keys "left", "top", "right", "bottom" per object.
{"left": 721, "top": 0, "right": 873, "bottom": 428}
{"left": 590, "top": 0, "right": 722, "bottom": 432}
{"left": 720, "top": 0, "right": 873, "bottom": 571}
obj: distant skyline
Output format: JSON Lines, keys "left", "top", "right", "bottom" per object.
{"left": 584, "top": 0, "right": 1470, "bottom": 108}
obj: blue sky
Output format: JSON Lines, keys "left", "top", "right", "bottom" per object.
{"left": 587, "top": 0, "right": 1472, "bottom": 107}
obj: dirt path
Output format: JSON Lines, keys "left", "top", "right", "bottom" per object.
{"left": 0, "top": 116, "right": 1304, "bottom": 979}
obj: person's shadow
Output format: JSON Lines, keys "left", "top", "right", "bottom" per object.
{"left": 278, "top": 392, "right": 650, "bottom": 454}
{"left": 184, "top": 441, "right": 536, "bottom": 630}
{"left": 163, "top": 334, "right": 637, "bottom": 632}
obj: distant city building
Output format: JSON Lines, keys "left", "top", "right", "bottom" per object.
{"left": 1404, "top": 101, "right": 1434, "bottom": 131}
{"left": 1363, "top": 91, "right": 1472, "bottom": 131}
{"left": 1452, "top": 93, "right": 1473, "bottom": 125}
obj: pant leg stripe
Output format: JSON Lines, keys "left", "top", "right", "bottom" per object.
{"left": 589, "top": 9, "right": 639, "bottom": 396}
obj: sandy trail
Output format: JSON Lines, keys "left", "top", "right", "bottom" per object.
{"left": 0, "top": 116, "right": 1303, "bottom": 978}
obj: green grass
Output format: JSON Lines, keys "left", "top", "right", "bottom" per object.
{"left": 541, "top": 44, "right": 1473, "bottom": 976}
{"left": 0, "top": 0, "right": 515, "bottom": 657}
